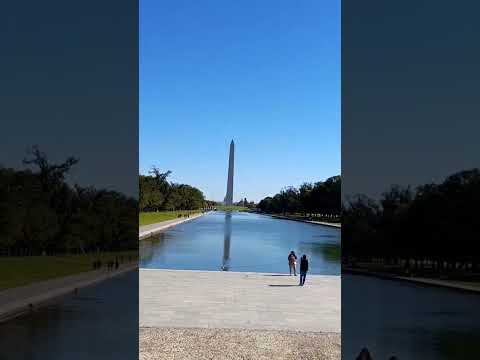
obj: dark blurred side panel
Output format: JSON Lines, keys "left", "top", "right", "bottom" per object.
{"left": 0, "top": 1, "right": 138, "bottom": 359}
{"left": 342, "top": 1, "right": 480, "bottom": 359}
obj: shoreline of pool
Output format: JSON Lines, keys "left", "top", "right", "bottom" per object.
{"left": 267, "top": 214, "right": 341, "bottom": 228}
{"left": 0, "top": 264, "right": 137, "bottom": 323}
{"left": 139, "top": 212, "right": 210, "bottom": 240}
{"left": 343, "top": 267, "right": 480, "bottom": 294}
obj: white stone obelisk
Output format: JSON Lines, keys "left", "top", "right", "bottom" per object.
{"left": 224, "top": 140, "right": 234, "bottom": 205}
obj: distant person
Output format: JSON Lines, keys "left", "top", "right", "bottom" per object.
{"left": 355, "top": 348, "right": 372, "bottom": 360}
{"left": 288, "top": 251, "right": 297, "bottom": 276}
{"left": 299, "top": 255, "right": 308, "bottom": 286}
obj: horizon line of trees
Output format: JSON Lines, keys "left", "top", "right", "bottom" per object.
{"left": 257, "top": 176, "right": 341, "bottom": 217}
{"left": 233, "top": 198, "right": 256, "bottom": 208}
{"left": 0, "top": 147, "right": 137, "bottom": 256}
{"left": 343, "top": 168, "right": 480, "bottom": 275}
{"left": 139, "top": 167, "right": 209, "bottom": 212}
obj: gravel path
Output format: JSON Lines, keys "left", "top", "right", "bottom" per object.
{"left": 140, "top": 327, "right": 340, "bottom": 360}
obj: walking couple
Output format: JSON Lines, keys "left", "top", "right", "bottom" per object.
{"left": 288, "top": 251, "right": 309, "bottom": 286}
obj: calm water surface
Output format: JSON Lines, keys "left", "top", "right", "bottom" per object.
{"left": 0, "top": 270, "right": 138, "bottom": 360}
{"left": 4, "top": 213, "right": 478, "bottom": 360}
{"left": 140, "top": 211, "right": 341, "bottom": 275}
{"left": 343, "top": 274, "right": 480, "bottom": 359}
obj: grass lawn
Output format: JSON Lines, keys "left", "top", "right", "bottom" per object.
{"left": 139, "top": 210, "right": 202, "bottom": 226}
{"left": 0, "top": 251, "right": 137, "bottom": 291}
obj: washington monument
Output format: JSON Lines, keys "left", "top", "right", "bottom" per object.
{"left": 224, "top": 140, "right": 235, "bottom": 205}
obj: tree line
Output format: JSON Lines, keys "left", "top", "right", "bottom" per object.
{"left": 343, "top": 169, "right": 480, "bottom": 276}
{"left": 139, "top": 167, "right": 206, "bottom": 212}
{"left": 233, "top": 198, "right": 256, "bottom": 208}
{"left": 257, "top": 176, "right": 341, "bottom": 218}
{"left": 0, "top": 147, "right": 137, "bottom": 256}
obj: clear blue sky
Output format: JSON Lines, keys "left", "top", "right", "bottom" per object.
{"left": 140, "top": 0, "right": 340, "bottom": 202}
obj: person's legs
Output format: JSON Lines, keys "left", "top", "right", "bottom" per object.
{"left": 293, "top": 263, "right": 297, "bottom": 276}
{"left": 300, "top": 271, "right": 306, "bottom": 285}
{"left": 302, "top": 272, "right": 307, "bottom": 285}
{"left": 289, "top": 263, "right": 293, "bottom": 275}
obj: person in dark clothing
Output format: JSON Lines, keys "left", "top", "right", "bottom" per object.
{"left": 355, "top": 348, "right": 373, "bottom": 360}
{"left": 299, "top": 254, "right": 308, "bottom": 286}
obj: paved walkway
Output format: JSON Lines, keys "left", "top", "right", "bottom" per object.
{"left": 139, "top": 212, "right": 206, "bottom": 240}
{"left": 0, "top": 264, "right": 137, "bottom": 322}
{"left": 140, "top": 269, "right": 341, "bottom": 332}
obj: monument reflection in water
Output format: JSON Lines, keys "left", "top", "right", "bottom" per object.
{"left": 222, "top": 212, "right": 232, "bottom": 271}
{"left": 139, "top": 211, "right": 340, "bottom": 275}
